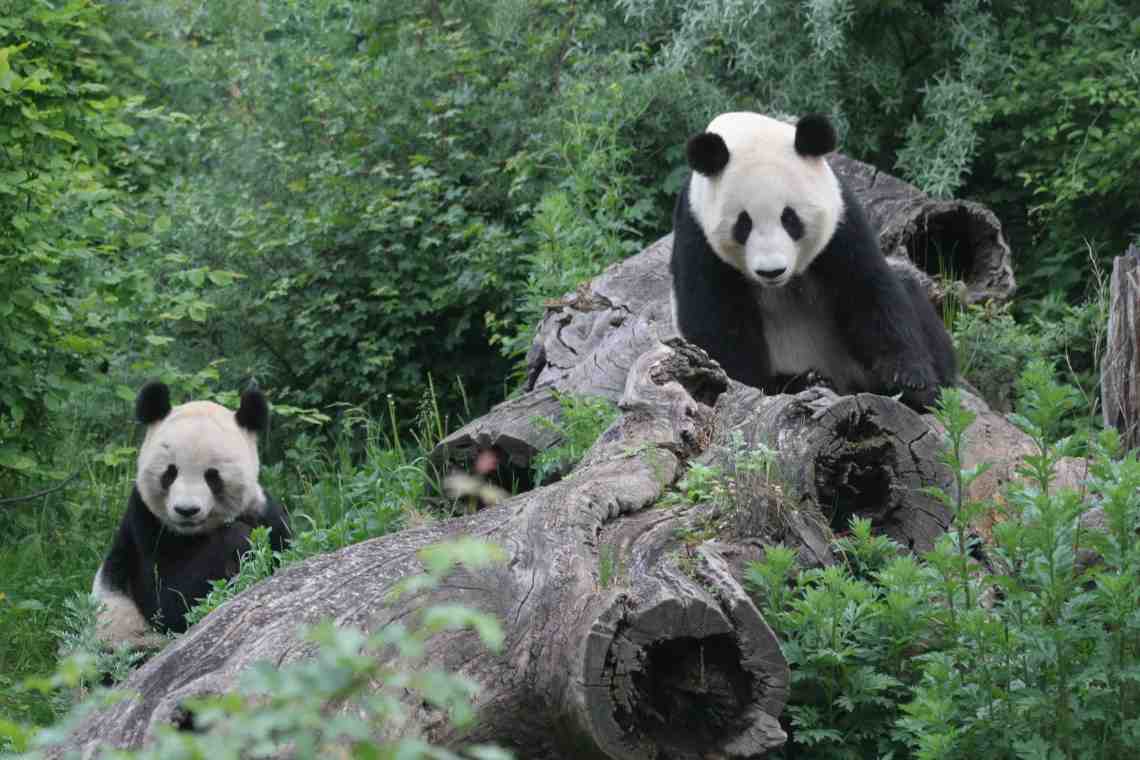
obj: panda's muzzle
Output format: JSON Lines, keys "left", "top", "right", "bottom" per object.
{"left": 174, "top": 505, "right": 201, "bottom": 518}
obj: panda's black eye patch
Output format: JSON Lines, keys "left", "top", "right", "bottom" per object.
{"left": 781, "top": 207, "right": 804, "bottom": 241}
{"left": 732, "top": 211, "right": 752, "bottom": 245}
{"left": 160, "top": 464, "right": 178, "bottom": 490}
{"left": 204, "top": 468, "right": 224, "bottom": 495}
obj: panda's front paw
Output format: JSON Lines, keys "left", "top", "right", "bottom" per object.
{"left": 875, "top": 358, "right": 938, "bottom": 409}
{"left": 894, "top": 363, "right": 934, "bottom": 392}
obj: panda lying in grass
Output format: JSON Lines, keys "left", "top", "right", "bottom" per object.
{"left": 92, "top": 381, "right": 290, "bottom": 650}
{"left": 671, "top": 111, "right": 956, "bottom": 410}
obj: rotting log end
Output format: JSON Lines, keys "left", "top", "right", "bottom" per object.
{"left": 577, "top": 548, "right": 788, "bottom": 759}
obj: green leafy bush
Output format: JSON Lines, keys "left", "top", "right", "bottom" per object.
{"left": 747, "top": 370, "right": 1140, "bottom": 758}
{"left": 973, "top": 1, "right": 1140, "bottom": 296}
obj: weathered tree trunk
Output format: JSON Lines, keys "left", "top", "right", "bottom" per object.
{"left": 54, "top": 160, "right": 1018, "bottom": 758}
{"left": 1102, "top": 244, "right": 1140, "bottom": 451}
{"left": 54, "top": 340, "right": 963, "bottom": 758}
{"left": 437, "top": 159, "right": 1013, "bottom": 482}
{"left": 703, "top": 383, "right": 952, "bottom": 555}
{"left": 829, "top": 155, "right": 1015, "bottom": 306}
{"left": 54, "top": 342, "right": 791, "bottom": 759}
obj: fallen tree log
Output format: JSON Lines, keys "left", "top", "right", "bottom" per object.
{"left": 435, "top": 158, "right": 1013, "bottom": 480}
{"left": 829, "top": 155, "right": 1014, "bottom": 306}
{"left": 54, "top": 157, "right": 1019, "bottom": 757}
{"left": 54, "top": 339, "right": 962, "bottom": 758}
{"left": 53, "top": 341, "right": 794, "bottom": 759}
{"left": 704, "top": 384, "right": 951, "bottom": 554}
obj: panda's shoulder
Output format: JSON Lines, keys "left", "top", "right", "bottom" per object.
{"left": 121, "top": 485, "right": 164, "bottom": 546}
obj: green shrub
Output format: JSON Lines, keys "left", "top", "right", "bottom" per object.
{"left": 973, "top": 1, "right": 1140, "bottom": 297}
{"left": 748, "top": 369, "right": 1140, "bottom": 758}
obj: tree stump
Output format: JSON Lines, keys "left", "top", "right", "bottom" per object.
{"left": 1102, "top": 243, "right": 1140, "bottom": 451}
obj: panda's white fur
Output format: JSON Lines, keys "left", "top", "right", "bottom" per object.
{"left": 671, "top": 111, "right": 957, "bottom": 409}
{"left": 92, "top": 382, "right": 289, "bottom": 650}
{"left": 136, "top": 399, "right": 266, "bottom": 535}
{"left": 688, "top": 112, "right": 843, "bottom": 286}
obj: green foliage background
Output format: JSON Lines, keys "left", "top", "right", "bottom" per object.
{"left": 1, "top": 0, "right": 1138, "bottom": 754}
{"left": 3, "top": 0, "right": 1136, "bottom": 468}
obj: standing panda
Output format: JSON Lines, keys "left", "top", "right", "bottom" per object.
{"left": 671, "top": 112, "right": 956, "bottom": 410}
{"left": 92, "top": 381, "right": 290, "bottom": 649}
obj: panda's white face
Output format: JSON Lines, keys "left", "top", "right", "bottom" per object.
{"left": 688, "top": 112, "right": 843, "bottom": 287}
{"left": 137, "top": 401, "right": 264, "bottom": 535}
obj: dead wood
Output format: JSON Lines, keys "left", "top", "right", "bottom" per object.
{"left": 1102, "top": 243, "right": 1140, "bottom": 450}
{"left": 436, "top": 158, "right": 1014, "bottom": 480}
{"left": 705, "top": 383, "right": 952, "bottom": 554}
{"left": 51, "top": 341, "right": 791, "bottom": 760}
{"left": 55, "top": 159, "right": 1021, "bottom": 758}
{"left": 829, "top": 155, "right": 1015, "bottom": 306}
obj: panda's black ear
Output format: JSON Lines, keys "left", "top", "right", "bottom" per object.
{"left": 687, "top": 132, "right": 730, "bottom": 176}
{"left": 235, "top": 387, "right": 270, "bottom": 435}
{"left": 135, "top": 381, "right": 172, "bottom": 425}
{"left": 795, "top": 113, "right": 837, "bottom": 157}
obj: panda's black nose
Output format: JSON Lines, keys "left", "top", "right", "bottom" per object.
{"left": 174, "top": 505, "right": 201, "bottom": 518}
{"left": 755, "top": 267, "right": 787, "bottom": 279}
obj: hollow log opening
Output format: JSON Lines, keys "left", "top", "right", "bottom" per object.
{"left": 902, "top": 206, "right": 980, "bottom": 286}
{"left": 618, "top": 634, "right": 755, "bottom": 754}
{"left": 816, "top": 411, "right": 896, "bottom": 532}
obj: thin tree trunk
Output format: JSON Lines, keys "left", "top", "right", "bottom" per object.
{"left": 1102, "top": 244, "right": 1140, "bottom": 450}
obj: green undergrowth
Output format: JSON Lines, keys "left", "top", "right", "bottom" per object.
{"left": 530, "top": 391, "right": 620, "bottom": 485}
{"left": 747, "top": 363, "right": 1140, "bottom": 758}
{"left": 4, "top": 539, "right": 513, "bottom": 760}
{"left": 0, "top": 383, "right": 469, "bottom": 734}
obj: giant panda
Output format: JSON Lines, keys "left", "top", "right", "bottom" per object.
{"left": 671, "top": 112, "right": 956, "bottom": 410}
{"left": 92, "top": 381, "right": 290, "bottom": 649}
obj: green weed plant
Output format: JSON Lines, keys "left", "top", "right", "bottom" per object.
{"left": 747, "top": 365, "right": 1140, "bottom": 758}
{"left": 530, "top": 392, "right": 619, "bottom": 485}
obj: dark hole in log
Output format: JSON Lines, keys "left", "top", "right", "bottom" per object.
{"left": 171, "top": 704, "right": 198, "bottom": 733}
{"left": 624, "top": 634, "right": 754, "bottom": 752}
{"left": 904, "top": 207, "right": 980, "bottom": 283}
{"left": 815, "top": 413, "right": 894, "bottom": 532}
{"left": 483, "top": 445, "right": 536, "bottom": 494}
{"left": 657, "top": 339, "right": 730, "bottom": 407}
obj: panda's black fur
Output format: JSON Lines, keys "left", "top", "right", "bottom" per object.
{"left": 671, "top": 113, "right": 956, "bottom": 409}
{"left": 97, "top": 485, "right": 287, "bottom": 636}
{"left": 93, "top": 382, "right": 289, "bottom": 647}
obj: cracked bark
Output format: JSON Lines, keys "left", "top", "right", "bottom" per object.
{"left": 54, "top": 161, "right": 1017, "bottom": 758}
{"left": 1102, "top": 244, "right": 1140, "bottom": 451}
{"left": 51, "top": 342, "right": 791, "bottom": 759}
